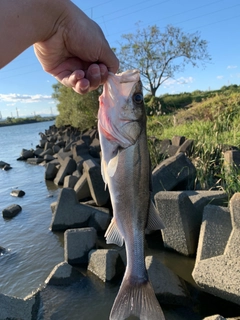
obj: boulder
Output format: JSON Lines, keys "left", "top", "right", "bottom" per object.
{"left": 54, "top": 156, "right": 76, "bottom": 185}
{"left": 154, "top": 191, "right": 201, "bottom": 256}
{"left": 45, "top": 261, "right": 83, "bottom": 286}
{"left": 152, "top": 153, "right": 196, "bottom": 195}
{"left": 83, "top": 159, "right": 109, "bottom": 206}
{"left": 0, "top": 290, "right": 40, "bottom": 320}
{"left": 88, "top": 249, "right": 124, "bottom": 281}
{"left": 10, "top": 189, "right": 25, "bottom": 197}
{"left": 2, "top": 204, "right": 22, "bottom": 218}
{"left": 64, "top": 227, "right": 97, "bottom": 265}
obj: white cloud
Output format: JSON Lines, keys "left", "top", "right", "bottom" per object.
{"left": 0, "top": 93, "right": 52, "bottom": 104}
{"left": 227, "top": 65, "right": 237, "bottom": 69}
{"left": 217, "top": 75, "right": 224, "bottom": 79}
{"left": 163, "top": 76, "right": 194, "bottom": 88}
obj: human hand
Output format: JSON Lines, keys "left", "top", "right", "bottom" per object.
{"left": 34, "top": 1, "right": 119, "bottom": 94}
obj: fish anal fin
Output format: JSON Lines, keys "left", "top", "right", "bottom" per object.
{"left": 110, "top": 276, "right": 165, "bottom": 320}
{"left": 147, "top": 201, "right": 165, "bottom": 231}
{"left": 105, "top": 218, "right": 124, "bottom": 247}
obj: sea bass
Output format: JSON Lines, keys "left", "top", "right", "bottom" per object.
{"left": 98, "top": 69, "right": 165, "bottom": 320}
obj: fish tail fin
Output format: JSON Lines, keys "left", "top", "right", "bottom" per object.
{"left": 110, "top": 275, "right": 165, "bottom": 320}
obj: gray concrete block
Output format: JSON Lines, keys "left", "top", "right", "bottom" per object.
{"left": 54, "top": 156, "right": 76, "bottom": 185}
{"left": 64, "top": 227, "right": 97, "bottom": 265}
{"left": 88, "top": 249, "right": 124, "bottom": 281}
{"left": 229, "top": 192, "right": 240, "bottom": 228}
{"left": 0, "top": 290, "right": 40, "bottom": 320}
{"left": 171, "top": 135, "right": 186, "bottom": 147}
{"left": 83, "top": 159, "right": 109, "bottom": 206}
{"left": 152, "top": 153, "right": 196, "bottom": 195}
{"left": 63, "top": 175, "right": 78, "bottom": 189}
{"left": 192, "top": 255, "right": 240, "bottom": 306}
{"left": 45, "top": 261, "right": 83, "bottom": 286}
{"left": 2, "top": 204, "right": 22, "bottom": 218}
{"left": 74, "top": 172, "right": 91, "bottom": 201}
{"left": 50, "top": 188, "right": 92, "bottom": 231}
{"left": 146, "top": 256, "right": 189, "bottom": 305}
{"left": 154, "top": 191, "right": 200, "bottom": 256}
{"left": 45, "top": 162, "right": 58, "bottom": 180}
{"left": 195, "top": 205, "right": 232, "bottom": 263}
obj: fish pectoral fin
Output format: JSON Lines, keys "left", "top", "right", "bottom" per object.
{"left": 105, "top": 218, "right": 124, "bottom": 247}
{"left": 146, "top": 201, "right": 165, "bottom": 231}
{"left": 107, "top": 152, "right": 119, "bottom": 177}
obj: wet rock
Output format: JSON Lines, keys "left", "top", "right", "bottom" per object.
{"left": 88, "top": 249, "right": 124, "bottom": 282}
{"left": 64, "top": 227, "right": 97, "bottom": 265}
{"left": 2, "top": 204, "right": 22, "bottom": 218}
{"left": 83, "top": 159, "right": 109, "bottom": 206}
{"left": 45, "top": 261, "right": 83, "bottom": 286}
{"left": 0, "top": 289, "right": 40, "bottom": 320}
{"left": 54, "top": 156, "right": 76, "bottom": 185}
{"left": 10, "top": 189, "right": 25, "bottom": 197}
{"left": 152, "top": 153, "right": 196, "bottom": 195}
{"left": 146, "top": 256, "right": 189, "bottom": 305}
{"left": 0, "top": 246, "right": 6, "bottom": 255}
{"left": 192, "top": 193, "right": 240, "bottom": 306}
{"left": 63, "top": 175, "right": 78, "bottom": 189}
{"left": 0, "top": 161, "right": 10, "bottom": 168}
{"left": 154, "top": 191, "right": 200, "bottom": 256}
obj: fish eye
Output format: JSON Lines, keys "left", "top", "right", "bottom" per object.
{"left": 133, "top": 93, "right": 143, "bottom": 104}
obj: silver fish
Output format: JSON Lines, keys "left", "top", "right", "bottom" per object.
{"left": 98, "top": 69, "right": 165, "bottom": 320}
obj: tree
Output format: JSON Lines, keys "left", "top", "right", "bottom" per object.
{"left": 52, "top": 83, "right": 101, "bottom": 129}
{"left": 118, "top": 24, "right": 211, "bottom": 96}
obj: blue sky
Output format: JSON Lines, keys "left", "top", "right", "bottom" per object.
{"left": 0, "top": 0, "right": 240, "bottom": 118}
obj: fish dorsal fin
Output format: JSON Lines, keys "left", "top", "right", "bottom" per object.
{"left": 146, "top": 201, "right": 165, "bottom": 231}
{"left": 107, "top": 152, "right": 119, "bottom": 177}
{"left": 105, "top": 218, "right": 124, "bottom": 247}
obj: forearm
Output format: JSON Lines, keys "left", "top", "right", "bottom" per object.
{"left": 0, "top": 0, "right": 67, "bottom": 68}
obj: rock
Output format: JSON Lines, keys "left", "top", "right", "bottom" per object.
{"left": 88, "top": 249, "right": 124, "bottom": 281}
{"left": 192, "top": 193, "right": 240, "bottom": 306}
{"left": 54, "top": 156, "right": 76, "bottom": 185}
{"left": 74, "top": 172, "right": 91, "bottom": 201}
{"left": 21, "top": 149, "right": 34, "bottom": 159}
{"left": 64, "top": 227, "right": 97, "bottom": 265}
{"left": 63, "top": 175, "right": 79, "bottom": 189}
{"left": 2, "top": 164, "right": 12, "bottom": 170}
{"left": 154, "top": 191, "right": 201, "bottom": 256}
{"left": 0, "top": 246, "right": 6, "bottom": 255}
{"left": 45, "top": 261, "right": 83, "bottom": 286}
{"left": 10, "top": 189, "right": 25, "bottom": 197}
{"left": 0, "top": 290, "right": 40, "bottom": 320}
{"left": 0, "top": 161, "right": 10, "bottom": 168}
{"left": 2, "top": 204, "right": 22, "bottom": 218}
{"left": 83, "top": 159, "right": 109, "bottom": 206}
{"left": 146, "top": 256, "right": 189, "bottom": 305}
{"left": 45, "top": 162, "right": 58, "bottom": 180}
{"left": 152, "top": 153, "right": 196, "bottom": 195}
{"left": 51, "top": 188, "right": 107, "bottom": 231}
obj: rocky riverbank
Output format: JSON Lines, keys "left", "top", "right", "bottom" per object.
{"left": 1, "top": 124, "right": 240, "bottom": 320}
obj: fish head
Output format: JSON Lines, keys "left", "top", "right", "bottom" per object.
{"left": 98, "top": 69, "right": 146, "bottom": 148}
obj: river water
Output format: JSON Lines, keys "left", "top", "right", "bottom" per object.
{"left": 0, "top": 121, "right": 238, "bottom": 320}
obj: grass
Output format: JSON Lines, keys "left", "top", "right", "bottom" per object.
{"left": 147, "top": 91, "right": 240, "bottom": 199}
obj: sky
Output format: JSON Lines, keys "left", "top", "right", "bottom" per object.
{"left": 0, "top": 0, "right": 240, "bottom": 119}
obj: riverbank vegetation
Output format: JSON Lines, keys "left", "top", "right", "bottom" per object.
{"left": 0, "top": 115, "right": 56, "bottom": 127}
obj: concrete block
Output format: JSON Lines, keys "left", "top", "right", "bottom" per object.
{"left": 0, "top": 290, "right": 40, "bottom": 320}
{"left": 171, "top": 135, "right": 186, "bottom": 147}
{"left": 88, "top": 249, "right": 124, "bottom": 281}
{"left": 64, "top": 227, "right": 97, "bottom": 265}
{"left": 63, "top": 175, "right": 78, "bottom": 189}
{"left": 83, "top": 159, "right": 109, "bottom": 206}
{"left": 146, "top": 256, "right": 189, "bottom": 305}
{"left": 152, "top": 153, "right": 196, "bottom": 195}
{"left": 177, "top": 139, "right": 194, "bottom": 157}
{"left": 195, "top": 205, "right": 231, "bottom": 263}
{"left": 2, "top": 204, "right": 22, "bottom": 218}
{"left": 54, "top": 156, "right": 76, "bottom": 185}
{"left": 45, "top": 261, "right": 83, "bottom": 286}
{"left": 45, "top": 162, "right": 58, "bottom": 180}
{"left": 74, "top": 172, "right": 91, "bottom": 201}
{"left": 154, "top": 191, "right": 200, "bottom": 256}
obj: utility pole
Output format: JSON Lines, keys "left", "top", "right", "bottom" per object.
{"left": 16, "top": 108, "right": 19, "bottom": 118}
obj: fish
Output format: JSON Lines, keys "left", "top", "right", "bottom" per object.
{"left": 98, "top": 69, "right": 165, "bottom": 320}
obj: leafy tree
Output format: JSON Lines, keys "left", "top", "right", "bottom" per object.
{"left": 52, "top": 83, "right": 101, "bottom": 129}
{"left": 118, "top": 24, "right": 211, "bottom": 96}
